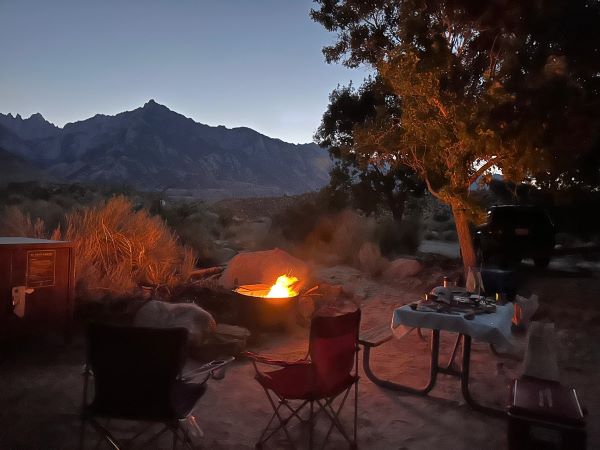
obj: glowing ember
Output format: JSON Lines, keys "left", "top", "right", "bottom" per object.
{"left": 266, "top": 275, "right": 299, "bottom": 298}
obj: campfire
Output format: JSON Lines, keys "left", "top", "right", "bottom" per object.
{"left": 234, "top": 275, "right": 299, "bottom": 300}
{"left": 233, "top": 275, "right": 300, "bottom": 329}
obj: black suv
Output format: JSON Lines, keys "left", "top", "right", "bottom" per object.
{"left": 474, "top": 205, "right": 555, "bottom": 268}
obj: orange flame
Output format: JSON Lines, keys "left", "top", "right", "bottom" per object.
{"left": 266, "top": 275, "right": 299, "bottom": 298}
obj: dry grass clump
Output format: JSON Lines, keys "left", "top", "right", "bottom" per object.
{"left": 0, "top": 206, "right": 48, "bottom": 238}
{"left": 0, "top": 197, "right": 195, "bottom": 299}
{"left": 63, "top": 197, "right": 195, "bottom": 298}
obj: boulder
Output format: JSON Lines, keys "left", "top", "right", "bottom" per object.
{"left": 220, "top": 248, "right": 311, "bottom": 290}
{"left": 382, "top": 258, "right": 423, "bottom": 281}
{"left": 133, "top": 300, "right": 216, "bottom": 351}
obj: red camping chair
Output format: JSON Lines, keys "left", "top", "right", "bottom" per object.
{"left": 245, "top": 308, "right": 361, "bottom": 449}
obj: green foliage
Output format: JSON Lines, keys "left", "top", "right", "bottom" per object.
{"left": 315, "top": 80, "right": 424, "bottom": 221}
{"left": 158, "top": 200, "right": 224, "bottom": 266}
{"left": 271, "top": 187, "right": 347, "bottom": 244}
{"left": 376, "top": 216, "right": 421, "bottom": 257}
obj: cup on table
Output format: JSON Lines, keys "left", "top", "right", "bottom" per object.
{"left": 495, "top": 292, "right": 507, "bottom": 305}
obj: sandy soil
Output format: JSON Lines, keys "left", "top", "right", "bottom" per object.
{"left": 1, "top": 259, "right": 599, "bottom": 449}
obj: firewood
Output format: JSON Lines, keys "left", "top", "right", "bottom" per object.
{"left": 189, "top": 266, "right": 226, "bottom": 279}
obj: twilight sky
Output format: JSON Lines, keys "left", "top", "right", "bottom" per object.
{"left": 0, "top": 0, "right": 368, "bottom": 144}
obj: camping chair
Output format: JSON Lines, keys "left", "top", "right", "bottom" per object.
{"left": 80, "top": 323, "right": 233, "bottom": 450}
{"left": 246, "top": 308, "right": 361, "bottom": 449}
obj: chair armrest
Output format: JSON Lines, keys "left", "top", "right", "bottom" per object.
{"left": 243, "top": 351, "right": 311, "bottom": 367}
{"left": 81, "top": 363, "right": 93, "bottom": 376}
{"left": 182, "top": 356, "right": 235, "bottom": 382}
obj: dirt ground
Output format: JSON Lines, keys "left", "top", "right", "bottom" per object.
{"left": 1, "top": 256, "right": 599, "bottom": 449}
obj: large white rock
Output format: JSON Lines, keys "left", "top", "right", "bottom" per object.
{"left": 382, "top": 258, "right": 423, "bottom": 281}
{"left": 133, "top": 301, "right": 216, "bottom": 350}
{"left": 219, "top": 248, "right": 311, "bottom": 289}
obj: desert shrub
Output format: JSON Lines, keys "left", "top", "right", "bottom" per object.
{"left": 424, "top": 230, "right": 438, "bottom": 240}
{"left": 428, "top": 219, "right": 456, "bottom": 233}
{"left": 217, "top": 209, "right": 234, "bottom": 229}
{"left": 159, "top": 201, "right": 228, "bottom": 265}
{"left": 0, "top": 206, "right": 47, "bottom": 238}
{"left": 357, "top": 241, "right": 390, "bottom": 276}
{"left": 52, "top": 193, "right": 79, "bottom": 210}
{"left": 300, "top": 209, "right": 377, "bottom": 265}
{"left": 377, "top": 216, "right": 422, "bottom": 257}
{"left": 271, "top": 188, "right": 346, "bottom": 244}
{"left": 63, "top": 196, "right": 195, "bottom": 298}
{"left": 23, "top": 199, "right": 65, "bottom": 230}
{"left": 223, "top": 218, "right": 272, "bottom": 251}
{"left": 432, "top": 208, "right": 452, "bottom": 222}
{"left": 272, "top": 198, "right": 323, "bottom": 244}
{"left": 442, "top": 230, "right": 458, "bottom": 241}
{"left": 175, "top": 220, "right": 219, "bottom": 265}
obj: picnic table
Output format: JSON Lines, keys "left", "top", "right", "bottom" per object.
{"left": 360, "top": 302, "right": 516, "bottom": 417}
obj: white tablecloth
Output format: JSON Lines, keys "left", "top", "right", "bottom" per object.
{"left": 392, "top": 303, "right": 515, "bottom": 350}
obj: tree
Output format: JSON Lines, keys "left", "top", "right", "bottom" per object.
{"left": 312, "top": 0, "right": 600, "bottom": 272}
{"left": 315, "top": 80, "right": 424, "bottom": 222}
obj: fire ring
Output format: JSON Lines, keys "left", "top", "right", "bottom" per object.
{"left": 233, "top": 276, "right": 299, "bottom": 330}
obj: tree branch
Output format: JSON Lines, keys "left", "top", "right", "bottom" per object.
{"left": 424, "top": 173, "right": 444, "bottom": 201}
{"left": 429, "top": 97, "right": 449, "bottom": 118}
{"left": 469, "top": 157, "right": 501, "bottom": 186}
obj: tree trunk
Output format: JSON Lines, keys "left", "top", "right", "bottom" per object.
{"left": 388, "top": 191, "right": 407, "bottom": 222}
{"left": 452, "top": 206, "right": 477, "bottom": 276}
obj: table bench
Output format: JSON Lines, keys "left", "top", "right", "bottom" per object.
{"left": 358, "top": 304, "right": 517, "bottom": 417}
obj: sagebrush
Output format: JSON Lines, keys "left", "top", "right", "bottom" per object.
{"left": 0, "top": 196, "right": 195, "bottom": 298}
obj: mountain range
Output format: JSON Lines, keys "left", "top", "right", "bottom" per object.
{"left": 0, "top": 100, "right": 331, "bottom": 199}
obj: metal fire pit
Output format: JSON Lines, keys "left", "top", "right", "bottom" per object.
{"left": 232, "top": 284, "right": 297, "bottom": 330}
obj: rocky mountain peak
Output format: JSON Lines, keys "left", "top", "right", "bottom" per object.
{"left": 0, "top": 101, "right": 332, "bottom": 199}
{"left": 0, "top": 111, "right": 59, "bottom": 140}
{"left": 29, "top": 112, "right": 46, "bottom": 121}
{"left": 142, "top": 99, "right": 168, "bottom": 111}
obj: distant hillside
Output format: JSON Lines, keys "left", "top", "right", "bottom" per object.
{"left": 0, "top": 147, "right": 52, "bottom": 184}
{"left": 0, "top": 101, "right": 331, "bottom": 198}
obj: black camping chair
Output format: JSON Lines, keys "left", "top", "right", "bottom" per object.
{"left": 80, "top": 323, "right": 233, "bottom": 450}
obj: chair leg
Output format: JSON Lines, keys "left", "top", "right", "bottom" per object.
{"left": 179, "top": 424, "right": 196, "bottom": 450}
{"left": 79, "top": 416, "right": 86, "bottom": 450}
{"left": 87, "top": 418, "right": 121, "bottom": 450}
{"left": 317, "top": 387, "right": 354, "bottom": 449}
{"left": 309, "top": 401, "right": 314, "bottom": 450}
{"left": 257, "top": 390, "right": 298, "bottom": 450}
{"left": 270, "top": 402, "right": 297, "bottom": 450}
{"left": 353, "top": 378, "right": 358, "bottom": 448}
{"left": 137, "top": 424, "right": 171, "bottom": 448}
{"left": 172, "top": 425, "right": 179, "bottom": 450}
{"left": 187, "top": 415, "right": 204, "bottom": 438}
